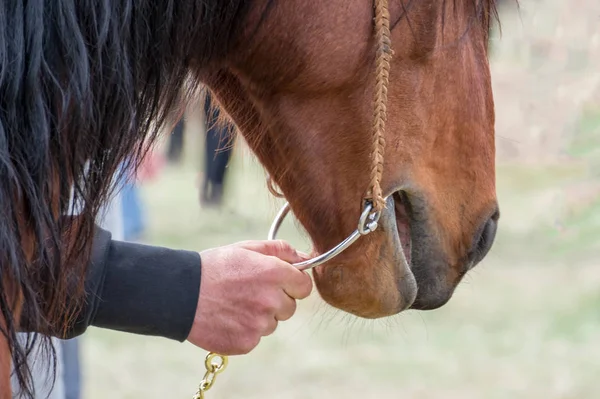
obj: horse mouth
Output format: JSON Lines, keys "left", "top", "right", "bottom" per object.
{"left": 310, "top": 190, "right": 418, "bottom": 318}
{"left": 386, "top": 190, "right": 418, "bottom": 312}
{"left": 393, "top": 191, "right": 412, "bottom": 268}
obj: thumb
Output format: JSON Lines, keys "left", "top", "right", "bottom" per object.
{"left": 236, "top": 240, "right": 310, "bottom": 264}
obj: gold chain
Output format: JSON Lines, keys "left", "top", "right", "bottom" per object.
{"left": 192, "top": 353, "right": 229, "bottom": 399}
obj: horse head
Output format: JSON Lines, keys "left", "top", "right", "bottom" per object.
{"left": 203, "top": 0, "right": 499, "bottom": 318}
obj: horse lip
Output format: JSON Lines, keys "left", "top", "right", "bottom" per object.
{"left": 382, "top": 188, "right": 413, "bottom": 267}
{"left": 381, "top": 193, "right": 418, "bottom": 311}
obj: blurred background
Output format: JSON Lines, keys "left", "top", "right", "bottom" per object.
{"left": 75, "top": 1, "right": 600, "bottom": 398}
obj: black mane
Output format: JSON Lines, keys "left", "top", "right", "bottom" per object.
{"left": 0, "top": 1, "right": 249, "bottom": 396}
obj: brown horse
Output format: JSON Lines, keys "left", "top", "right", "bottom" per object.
{"left": 1, "top": 0, "right": 500, "bottom": 397}
{"left": 205, "top": 0, "right": 499, "bottom": 317}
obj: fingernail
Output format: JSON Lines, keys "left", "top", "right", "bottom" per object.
{"left": 296, "top": 251, "right": 311, "bottom": 260}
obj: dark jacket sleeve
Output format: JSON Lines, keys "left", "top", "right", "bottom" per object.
{"left": 65, "top": 225, "right": 201, "bottom": 342}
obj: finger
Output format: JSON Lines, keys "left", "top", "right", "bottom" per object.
{"left": 280, "top": 267, "right": 313, "bottom": 300}
{"left": 237, "top": 240, "right": 310, "bottom": 264}
{"left": 237, "top": 239, "right": 302, "bottom": 262}
{"left": 263, "top": 317, "right": 278, "bottom": 337}
{"left": 274, "top": 294, "right": 297, "bottom": 322}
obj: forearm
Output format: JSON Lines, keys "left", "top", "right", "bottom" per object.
{"left": 66, "top": 226, "right": 201, "bottom": 342}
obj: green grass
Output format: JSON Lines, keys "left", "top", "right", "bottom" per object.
{"left": 79, "top": 152, "right": 600, "bottom": 399}
{"left": 544, "top": 197, "right": 600, "bottom": 256}
{"left": 496, "top": 162, "right": 587, "bottom": 194}
{"left": 567, "top": 107, "right": 600, "bottom": 161}
{"left": 491, "top": 156, "right": 600, "bottom": 261}
{"left": 491, "top": 197, "right": 600, "bottom": 262}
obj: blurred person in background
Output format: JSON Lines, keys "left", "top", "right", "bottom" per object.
{"left": 200, "top": 91, "right": 235, "bottom": 208}
{"left": 167, "top": 90, "right": 235, "bottom": 208}
{"left": 167, "top": 118, "right": 185, "bottom": 165}
{"left": 11, "top": 335, "right": 65, "bottom": 398}
{"left": 122, "top": 149, "right": 164, "bottom": 242}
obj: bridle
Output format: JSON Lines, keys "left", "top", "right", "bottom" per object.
{"left": 267, "top": 198, "right": 381, "bottom": 271}
{"left": 192, "top": 0, "right": 392, "bottom": 397}
{"left": 267, "top": 0, "right": 392, "bottom": 270}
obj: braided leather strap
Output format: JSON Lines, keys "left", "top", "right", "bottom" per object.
{"left": 367, "top": 0, "right": 392, "bottom": 212}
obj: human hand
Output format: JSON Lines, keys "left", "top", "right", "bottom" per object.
{"left": 187, "top": 240, "right": 313, "bottom": 355}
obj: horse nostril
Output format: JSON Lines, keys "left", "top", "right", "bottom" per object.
{"left": 469, "top": 212, "right": 499, "bottom": 266}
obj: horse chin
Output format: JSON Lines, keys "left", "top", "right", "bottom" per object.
{"left": 312, "top": 195, "right": 418, "bottom": 319}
